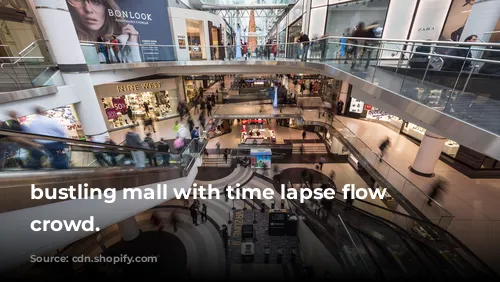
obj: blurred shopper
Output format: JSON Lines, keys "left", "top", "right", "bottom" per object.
{"left": 125, "top": 129, "right": 146, "bottom": 168}
{"left": 144, "top": 133, "right": 157, "bottom": 167}
{"left": 91, "top": 134, "right": 112, "bottom": 167}
{"left": 427, "top": 177, "right": 448, "bottom": 206}
{"left": 23, "top": 106, "right": 69, "bottom": 169}
{"left": 201, "top": 203, "right": 208, "bottom": 223}
{"left": 378, "top": 137, "right": 391, "bottom": 162}
{"left": 104, "top": 136, "right": 118, "bottom": 166}
{"left": 143, "top": 116, "right": 156, "bottom": 133}
{"left": 223, "top": 148, "right": 229, "bottom": 163}
{"left": 191, "top": 126, "right": 200, "bottom": 152}
{"left": 298, "top": 32, "right": 310, "bottom": 61}
{"left": 187, "top": 115, "right": 194, "bottom": 133}
{"left": 190, "top": 204, "right": 198, "bottom": 226}
{"left": 157, "top": 138, "right": 170, "bottom": 166}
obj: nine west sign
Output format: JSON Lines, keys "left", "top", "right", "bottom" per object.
{"left": 94, "top": 78, "right": 177, "bottom": 98}
{"left": 117, "top": 81, "right": 162, "bottom": 93}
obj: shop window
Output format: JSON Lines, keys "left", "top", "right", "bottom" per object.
{"left": 19, "top": 105, "right": 84, "bottom": 140}
{"left": 102, "top": 91, "right": 179, "bottom": 130}
{"left": 186, "top": 19, "right": 206, "bottom": 60}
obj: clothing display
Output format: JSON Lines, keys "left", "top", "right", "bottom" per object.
{"left": 402, "top": 122, "right": 459, "bottom": 157}
{"left": 102, "top": 90, "right": 178, "bottom": 130}
{"left": 19, "top": 105, "right": 84, "bottom": 139}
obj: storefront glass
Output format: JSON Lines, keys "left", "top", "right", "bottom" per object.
{"left": 94, "top": 79, "right": 180, "bottom": 131}
{"left": 184, "top": 79, "right": 204, "bottom": 102}
{"left": 325, "top": 0, "right": 389, "bottom": 36}
{"left": 324, "top": 0, "right": 389, "bottom": 58}
{"left": 0, "top": 1, "right": 47, "bottom": 59}
{"left": 102, "top": 91, "right": 178, "bottom": 130}
{"left": 287, "top": 18, "right": 302, "bottom": 59}
{"left": 19, "top": 105, "right": 84, "bottom": 140}
{"left": 186, "top": 19, "right": 207, "bottom": 60}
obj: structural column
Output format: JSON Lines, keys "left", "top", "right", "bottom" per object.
{"left": 409, "top": 131, "right": 447, "bottom": 177}
{"left": 461, "top": 0, "right": 500, "bottom": 43}
{"left": 118, "top": 216, "right": 140, "bottom": 241}
{"left": 31, "top": 0, "right": 108, "bottom": 139}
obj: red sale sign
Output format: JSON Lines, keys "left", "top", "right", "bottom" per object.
{"left": 105, "top": 108, "right": 118, "bottom": 120}
{"left": 112, "top": 97, "right": 127, "bottom": 113}
{"left": 364, "top": 104, "right": 373, "bottom": 111}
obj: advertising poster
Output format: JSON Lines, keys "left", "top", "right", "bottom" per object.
{"left": 67, "top": 0, "right": 176, "bottom": 62}
{"left": 349, "top": 97, "right": 364, "bottom": 114}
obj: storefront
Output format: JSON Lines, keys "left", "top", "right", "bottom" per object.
{"left": 94, "top": 78, "right": 180, "bottom": 131}
{"left": 186, "top": 19, "right": 207, "bottom": 60}
{"left": 19, "top": 105, "right": 85, "bottom": 140}
{"left": 401, "top": 121, "right": 460, "bottom": 158}
{"left": 0, "top": 1, "right": 49, "bottom": 59}
{"left": 183, "top": 75, "right": 223, "bottom": 102}
{"left": 240, "top": 119, "right": 276, "bottom": 145}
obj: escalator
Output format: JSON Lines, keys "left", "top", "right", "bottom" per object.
{"left": 281, "top": 169, "right": 496, "bottom": 279}
{"left": 0, "top": 129, "right": 203, "bottom": 272}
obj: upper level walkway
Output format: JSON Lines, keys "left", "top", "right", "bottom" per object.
{"left": 80, "top": 37, "right": 500, "bottom": 162}
{"left": 206, "top": 103, "right": 500, "bottom": 272}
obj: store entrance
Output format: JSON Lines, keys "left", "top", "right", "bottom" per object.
{"left": 286, "top": 18, "right": 302, "bottom": 59}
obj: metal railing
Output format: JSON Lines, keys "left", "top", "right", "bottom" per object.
{"left": 0, "top": 40, "right": 56, "bottom": 91}
{"left": 300, "top": 108, "right": 454, "bottom": 228}
{"left": 80, "top": 36, "right": 500, "bottom": 135}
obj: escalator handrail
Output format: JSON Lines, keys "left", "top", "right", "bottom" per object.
{"left": 0, "top": 128, "right": 195, "bottom": 156}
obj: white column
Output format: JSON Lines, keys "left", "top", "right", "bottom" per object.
{"left": 32, "top": 0, "right": 108, "bottom": 139}
{"left": 410, "top": 131, "right": 447, "bottom": 177}
{"left": 118, "top": 216, "right": 140, "bottom": 241}
{"left": 461, "top": 0, "right": 500, "bottom": 43}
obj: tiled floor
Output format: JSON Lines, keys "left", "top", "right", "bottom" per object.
{"left": 204, "top": 119, "right": 319, "bottom": 150}
{"left": 106, "top": 101, "right": 500, "bottom": 271}
{"left": 333, "top": 116, "right": 500, "bottom": 272}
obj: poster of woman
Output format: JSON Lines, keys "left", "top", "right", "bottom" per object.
{"left": 66, "top": 0, "right": 176, "bottom": 62}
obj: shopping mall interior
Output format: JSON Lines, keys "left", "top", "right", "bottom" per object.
{"left": 0, "top": 0, "right": 500, "bottom": 280}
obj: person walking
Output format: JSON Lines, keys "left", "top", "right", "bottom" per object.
{"left": 191, "top": 126, "right": 200, "bottom": 152}
{"left": 302, "top": 130, "right": 306, "bottom": 140}
{"left": 201, "top": 203, "right": 208, "bottom": 223}
{"left": 22, "top": 106, "right": 69, "bottom": 169}
{"left": 427, "top": 177, "right": 448, "bottom": 206}
{"left": 190, "top": 205, "right": 198, "bottom": 226}
{"left": 216, "top": 141, "right": 221, "bottom": 155}
{"left": 157, "top": 138, "right": 170, "bottom": 166}
{"left": 187, "top": 115, "right": 194, "bottom": 133}
{"left": 143, "top": 133, "right": 157, "bottom": 167}
{"left": 170, "top": 210, "right": 179, "bottom": 232}
{"left": 298, "top": 32, "right": 310, "bottom": 61}
{"left": 143, "top": 116, "right": 156, "bottom": 133}
{"left": 344, "top": 188, "right": 355, "bottom": 211}
{"left": 125, "top": 129, "right": 146, "bottom": 168}
{"left": 223, "top": 148, "right": 229, "bottom": 163}
{"left": 207, "top": 101, "right": 212, "bottom": 116}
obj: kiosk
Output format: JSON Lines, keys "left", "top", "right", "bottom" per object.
{"left": 250, "top": 148, "right": 272, "bottom": 169}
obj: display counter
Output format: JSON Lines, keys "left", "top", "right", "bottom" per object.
{"left": 402, "top": 122, "right": 460, "bottom": 157}
{"left": 240, "top": 119, "right": 276, "bottom": 144}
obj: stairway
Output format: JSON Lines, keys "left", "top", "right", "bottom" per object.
{"left": 201, "top": 154, "right": 232, "bottom": 167}
{"left": 292, "top": 143, "right": 328, "bottom": 154}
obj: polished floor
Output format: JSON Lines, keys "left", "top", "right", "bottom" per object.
{"left": 334, "top": 116, "right": 500, "bottom": 272}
